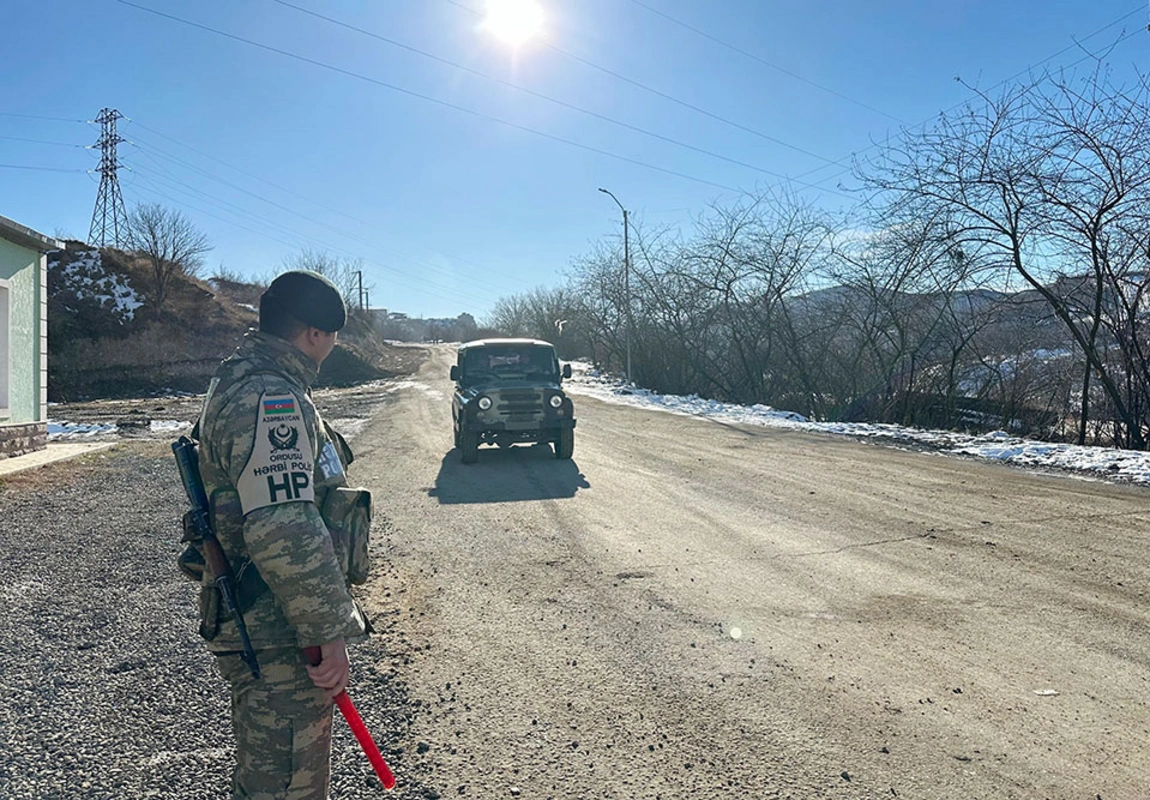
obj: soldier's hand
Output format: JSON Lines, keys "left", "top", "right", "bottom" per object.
{"left": 306, "top": 637, "right": 350, "bottom": 702}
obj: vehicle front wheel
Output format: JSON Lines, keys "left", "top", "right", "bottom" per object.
{"left": 461, "top": 430, "right": 480, "bottom": 464}
{"left": 553, "top": 427, "right": 574, "bottom": 459}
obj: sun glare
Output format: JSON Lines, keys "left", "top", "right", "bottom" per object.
{"left": 483, "top": 0, "right": 544, "bottom": 46}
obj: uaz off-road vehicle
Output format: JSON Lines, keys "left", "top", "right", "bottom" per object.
{"left": 450, "top": 338, "right": 576, "bottom": 464}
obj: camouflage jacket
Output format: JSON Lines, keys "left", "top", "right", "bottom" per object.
{"left": 196, "top": 330, "right": 366, "bottom": 651}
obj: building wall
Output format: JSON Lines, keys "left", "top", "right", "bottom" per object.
{"left": 0, "top": 236, "right": 45, "bottom": 425}
{"left": 0, "top": 421, "right": 47, "bottom": 458}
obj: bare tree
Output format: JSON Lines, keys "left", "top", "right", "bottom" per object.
{"left": 124, "top": 202, "right": 212, "bottom": 313}
{"left": 569, "top": 240, "right": 632, "bottom": 373}
{"left": 281, "top": 249, "right": 369, "bottom": 311}
{"left": 485, "top": 286, "right": 587, "bottom": 358}
{"left": 655, "top": 194, "right": 833, "bottom": 404}
{"left": 861, "top": 64, "right": 1150, "bottom": 448}
{"left": 560, "top": 194, "right": 835, "bottom": 402}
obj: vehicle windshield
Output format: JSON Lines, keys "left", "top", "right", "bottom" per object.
{"left": 461, "top": 345, "right": 558, "bottom": 384}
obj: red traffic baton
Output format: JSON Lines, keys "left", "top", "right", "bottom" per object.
{"left": 334, "top": 690, "right": 396, "bottom": 790}
{"left": 305, "top": 646, "right": 397, "bottom": 790}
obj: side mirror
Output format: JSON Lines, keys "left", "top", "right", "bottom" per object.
{"left": 562, "top": 363, "right": 572, "bottom": 379}
{"left": 450, "top": 365, "right": 460, "bottom": 382}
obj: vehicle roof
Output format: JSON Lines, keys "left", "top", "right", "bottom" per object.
{"left": 458, "top": 338, "right": 556, "bottom": 351}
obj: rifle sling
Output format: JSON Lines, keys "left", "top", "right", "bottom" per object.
{"left": 231, "top": 555, "right": 270, "bottom": 615}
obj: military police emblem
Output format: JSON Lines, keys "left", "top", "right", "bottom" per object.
{"left": 235, "top": 392, "right": 315, "bottom": 513}
{"left": 268, "top": 423, "right": 299, "bottom": 451}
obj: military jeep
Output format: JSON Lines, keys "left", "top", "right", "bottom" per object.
{"left": 450, "top": 338, "right": 576, "bottom": 464}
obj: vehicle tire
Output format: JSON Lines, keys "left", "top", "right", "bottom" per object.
{"left": 461, "top": 430, "right": 480, "bottom": 464}
{"left": 553, "top": 427, "right": 574, "bottom": 459}
{"left": 453, "top": 423, "right": 461, "bottom": 449}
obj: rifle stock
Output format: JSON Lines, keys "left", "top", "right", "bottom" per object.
{"left": 172, "top": 436, "right": 261, "bottom": 680}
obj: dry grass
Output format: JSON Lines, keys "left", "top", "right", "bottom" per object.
{"left": 49, "top": 249, "right": 427, "bottom": 400}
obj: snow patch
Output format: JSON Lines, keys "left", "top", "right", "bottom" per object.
{"left": 48, "top": 420, "right": 118, "bottom": 439}
{"left": 565, "top": 361, "right": 1150, "bottom": 485}
{"left": 150, "top": 420, "right": 192, "bottom": 434}
{"left": 51, "top": 250, "right": 143, "bottom": 323}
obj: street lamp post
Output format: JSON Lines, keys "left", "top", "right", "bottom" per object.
{"left": 598, "top": 187, "right": 632, "bottom": 384}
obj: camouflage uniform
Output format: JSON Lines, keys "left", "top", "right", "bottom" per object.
{"left": 196, "top": 329, "right": 366, "bottom": 799}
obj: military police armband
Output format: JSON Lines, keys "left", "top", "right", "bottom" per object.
{"left": 235, "top": 391, "right": 316, "bottom": 514}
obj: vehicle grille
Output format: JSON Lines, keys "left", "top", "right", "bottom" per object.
{"left": 497, "top": 389, "right": 543, "bottom": 418}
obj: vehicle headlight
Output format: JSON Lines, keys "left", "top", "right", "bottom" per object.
{"left": 477, "top": 396, "right": 493, "bottom": 411}
{"left": 548, "top": 395, "right": 563, "bottom": 408}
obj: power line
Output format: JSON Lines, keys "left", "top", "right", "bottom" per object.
{"left": 125, "top": 168, "right": 503, "bottom": 309}
{"left": 0, "top": 163, "right": 86, "bottom": 173}
{"left": 129, "top": 133, "right": 331, "bottom": 232}
{"left": 441, "top": 0, "right": 848, "bottom": 170}
{"left": 128, "top": 158, "right": 318, "bottom": 245}
{"left": 111, "top": 0, "right": 743, "bottom": 194}
{"left": 626, "top": 0, "right": 905, "bottom": 123}
{"left": 275, "top": 0, "right": 850, "bottom": 191}
{"left": 0, "top": 134, "right": 89, "bottom": 148}
{"left": 992, "top": 7, "right": 1143, "bottom": 87}
{"left": 125, "top": 132, "right": 519, "bottom": 299}
{"left": 130, "top": 121, "right": 510, "bottom": 279}
{"left": 471, "top": 0, "right": 1143, "bottom": 195}
{"left": 457, "top": 0, "right": 1145, "bottom": 196}
{"left": 133, "top": 122, "right": 374, "bottom": 230}
{"left": 122, "top": 133, "right": 514, "bottom": 305}
{"left": 126, "top": 169, "right": 502, "bottom": 309}
{"left": 790, "top": 13, "right": 1146, "bottom": 186}
{"left": 0, "top": 111, "right": 88, "bottom": 123}
{"left": 103, "top": 0, "right": 1144, "bottom": 290}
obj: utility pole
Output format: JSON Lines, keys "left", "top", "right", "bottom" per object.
{"left": 355, "top": 270, "right": 364, "bottom": 309}
{"left": 598, "top": 187, "right": 632, "bottom": 384}
{"left": 88, "top": 108, "right": 128, "bottom": 247}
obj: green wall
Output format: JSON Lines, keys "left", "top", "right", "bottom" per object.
{"left": 0, "top": 236, "right": 45, "bottom": 424}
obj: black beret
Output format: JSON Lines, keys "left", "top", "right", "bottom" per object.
{"left": 260, "top": 270, "right": 347, "bottom": 332}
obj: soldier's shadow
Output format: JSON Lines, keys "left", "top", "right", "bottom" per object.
{"left": 428, "top": 444, "right": 590, "bottom": 504}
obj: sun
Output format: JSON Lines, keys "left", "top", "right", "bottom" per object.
{"left": 483, "top": 0, "right": 544, "bottom": 46}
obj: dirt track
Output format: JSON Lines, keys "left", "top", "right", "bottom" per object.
{"left": 353, "top": 345, "right": 1149, "bottom": 799}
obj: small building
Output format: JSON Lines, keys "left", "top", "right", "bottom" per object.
{"left": 0, "top": 214, "right": 63, "bottom": 459}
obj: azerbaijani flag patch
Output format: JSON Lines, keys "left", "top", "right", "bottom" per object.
{"left": 263, "top": 396, "right": 296, "bottom": 416}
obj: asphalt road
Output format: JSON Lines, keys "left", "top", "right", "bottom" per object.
{"left": 350, "top": 345, "right": 1148, "bottom": 800}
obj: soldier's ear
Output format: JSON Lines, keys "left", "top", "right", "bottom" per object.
{"left": 292, "top": 325, "right": 324, "bottom": 351}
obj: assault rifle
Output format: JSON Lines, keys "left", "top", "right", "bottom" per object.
{"left": 172, "top": 435, "right": 261, "bottom": 680}
{"left": 174, "top": 437, "right": 395, "bottom": 789}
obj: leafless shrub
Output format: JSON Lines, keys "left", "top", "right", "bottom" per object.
{"left": 125, "top": 203, "right": 212, "bottom": 314}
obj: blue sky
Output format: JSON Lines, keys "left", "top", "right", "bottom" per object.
{"left": 3, "top": 0, "right": 1147, "bottom": 319}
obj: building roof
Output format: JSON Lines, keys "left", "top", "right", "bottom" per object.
{"left": 0, "top": 214, "right": 64, "bottom": 252}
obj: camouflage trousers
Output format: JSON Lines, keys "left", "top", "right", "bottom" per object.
{"left": 216, "top": 647, "right": 334, "bottom": 800}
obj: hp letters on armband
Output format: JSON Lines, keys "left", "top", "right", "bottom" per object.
{"left": 236, "top": 392, "right": 316, "bottom": 513}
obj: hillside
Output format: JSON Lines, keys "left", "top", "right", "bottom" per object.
{"left": 47, "top": 244, "right": 425, "bottom": 400}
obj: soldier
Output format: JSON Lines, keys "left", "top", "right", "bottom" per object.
{"left": 192, "top": 270, "right": 372, "bottom": 799}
